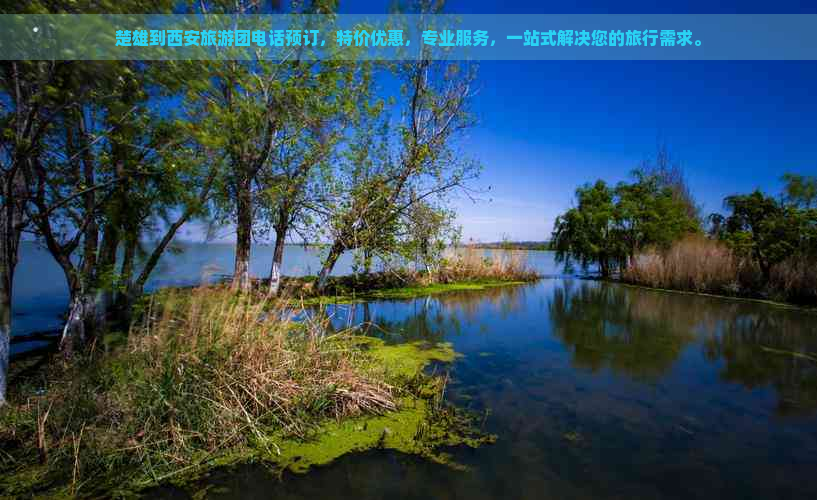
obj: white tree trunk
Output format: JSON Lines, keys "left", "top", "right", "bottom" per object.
{"left": 59, "top": 293, "right": 94, "bottom": 358}
{"left": 268, "top": 260, "right": 282, "bottom": 296}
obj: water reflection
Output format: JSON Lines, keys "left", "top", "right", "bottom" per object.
{"left": 162, "top": 279, "right": 817, "bottom": 499}
{"left": 324, "top": 283, "right": 532, "bottom": 345}
{"left": 703, "top": 311, "right": 817, "bottom": 416}
{"left": 548, "top": 281, "right": 696, "bottom": 381}
{"left": 329, "top": 280, "right": 817, "bottom": 417}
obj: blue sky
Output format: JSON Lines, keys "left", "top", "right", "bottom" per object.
{"left": 189, "top": 0, "right": 817, "bottom": 242}
{"left": 400, "top": 1, "right": 817, "bottom": 241}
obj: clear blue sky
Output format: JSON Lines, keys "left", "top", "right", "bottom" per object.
{"left": 184, "top": 0, "right": 817, "bottom": 243}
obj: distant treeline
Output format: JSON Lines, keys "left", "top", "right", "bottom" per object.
{"left": 470, "top": 241, "right": 552, "bottom": 251}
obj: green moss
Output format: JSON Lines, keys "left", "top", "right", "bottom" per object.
{"left": 294, "top": 280, "right": 528, "bottom": 306}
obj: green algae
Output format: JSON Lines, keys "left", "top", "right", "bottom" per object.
{"left": 248, "top": 337, "right": 491, "bottom": 475}
{"left": 293, "top": 279, "right": 529, "bottom": 306}
{"left": 353, "top": 336, "right": 459, "bottom": 378}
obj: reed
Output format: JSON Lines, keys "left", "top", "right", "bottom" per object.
{"left": 623, "top": 235, "right": 817, "bottom": 305}
{"left": 623, "top": 235, "right": 740, "bottom": 294}
{"left": 0, "top": 287, "right": 399, "bottom": 494}
{"left": 433, "top": 246, "right": 540, "bottom": 284}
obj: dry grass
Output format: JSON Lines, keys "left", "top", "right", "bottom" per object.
{"left": 623, "top": 235, "right": 817, "bottom": 305}
{"left": 0, "top": 287, "right": 398, "bottom": 494}
{"left": 432, "top": 246, "right": 540, "bottom": 284}
{"left": 769, "top": 257, "right": 817, "bottom": 305}
{"left": 126, "top": 287, "right": 396, "bottom": 446}
{"left": 623, "top": 235, "right": 741, "bottom": 294}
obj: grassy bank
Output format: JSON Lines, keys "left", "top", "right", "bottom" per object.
{"left": 0, "top": 288, "right": 493, "bottom": 498}
{"left": 281, "top": 247, "right": 540, "bottom": 305}
{"left": 622, "top": 236, "right": 817, "bottom": 306}
{"left": 285, "top": 278, "right": 532, "bottom": 306}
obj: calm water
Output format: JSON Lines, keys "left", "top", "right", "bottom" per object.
{"left": 10, "top": 242, "right": 558, "bottom": 352}
{"left": 153, "top": 278, "right": 817, "bottom": 500}
{"left": 15, "top": 245, "right": 817, "bottom": 498}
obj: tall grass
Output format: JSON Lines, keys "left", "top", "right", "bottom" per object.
{"left": 623, "top": 235, "right": 817, "bottom": 305}
{"left": 623, "top": 235, "right": 740, "bottom": 294}
{"left": 433, "top": 246, "right": 539, "bottom": 284}
{"left": 0, "top": 287, "right": 398, "bottom": 494}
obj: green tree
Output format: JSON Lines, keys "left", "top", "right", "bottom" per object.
{"left": 552, "top": 180, "right": 618, "bottom": 277}
{"left": 257, "top": 61, "right": 371, "bottom": 296}
{"left": 553, "top": 173, "right": 697, "bottom": 278}
{"left": 782, "top": 173, "right": 817, "bottom": 209}
{"left": 400, "top": 200, "right": 459, "bottom": 274}
{"left": 314, "top": 59, "right": 480, "bottom": 291}
{"left": 722, "top": 190, "right": 797, "bottom": 281}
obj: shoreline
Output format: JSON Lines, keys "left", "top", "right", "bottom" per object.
{"left": 602, "top": 278, "right": 817, "bottom": 313}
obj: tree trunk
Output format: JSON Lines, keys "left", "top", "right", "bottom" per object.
{"left": 94, "top": 224, "right": 119, "bottom": 330}
{"left": 117, "top": 236, "right": 137, "bottom": 324}
{"left": 59, "top": 285, "right": 96, "bottom": 359}
{"left": 268, "top": 224, "right": 287, "bottom": 297}
{"left": 233, "top": 176, "right": 253, "bottom": 293}
{"left": 1, "top": 165, "right": 27, "bottom": 404}
{"left": 0, "top": 282, "right": 11, "bottom": 405}
{"left": 317, "top": 240, "right": 344, "bottom": 293}
{"left": 599, "top": 256, "right": 610, "bottom": 278}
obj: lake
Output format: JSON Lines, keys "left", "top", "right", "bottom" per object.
{"left": 13, "top": 244, "right": 817, "bottom": 499}
{"left": 10, "top": 241, "right": 561, "bottom": 344}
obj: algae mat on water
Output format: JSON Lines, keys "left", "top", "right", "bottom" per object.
{"left": 257, "top": 337, "right": 491, "bottom": 475}
{"left": 291, "top": 280, "right": 530, "bottom": 306}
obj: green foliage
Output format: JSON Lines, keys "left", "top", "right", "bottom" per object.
{"left": 715, "top": 179, "right": 817, "bottom": 280}
{"left": 783, "top": 173, "right": 817, "bottom": 209}
{"left": 553, "top": 174, "right": 698, "bottom": 277}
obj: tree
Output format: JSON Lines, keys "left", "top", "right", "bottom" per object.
{"left": 722, "top": 190, "right": 797, "bottom": 281}
{"left": 257, "top": 61, "right": 369, "bottom": 296}
{"left": 782, "top": 173, "right": 817, "bottom": 209}
{"left": 0, "top": 59, "right": 69, "bottom": 402}
{"left": 552, "top": 181, "right": 618, "bottom": 277}
{"left": 314, "top": 59, "right": 480, "bottom": 291}
{"left": 718, "top": 177, "right": 817, "bottom": 282}
{"left": 633, "top": 143, "right": 701, "bottom": 224}
{"left": 23, "top": 60, "right": 167, "bottom": 354}
{"left": 0, "top": 0, "right": 177, "bottom": 399}
{"left": 400, "top": 199, "right": 458, "bottom": 274}
{"left": 615, "top": 172, "right": 697, "bottom": 263}
{"left": 552, "top": 173, "right": 697, "bottom": 278}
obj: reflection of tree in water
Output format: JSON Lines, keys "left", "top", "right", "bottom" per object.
{"left": 702, "top": 311, "right": 817, "bottom": 416}
{"left": 550, "top": 280, "right": 817, "bottom": 415}
{"left": 350, "top": 284, "right": 531, "bottom": 344}
{"left": 548, "top": 281, "right": 697, "bottom": 381}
